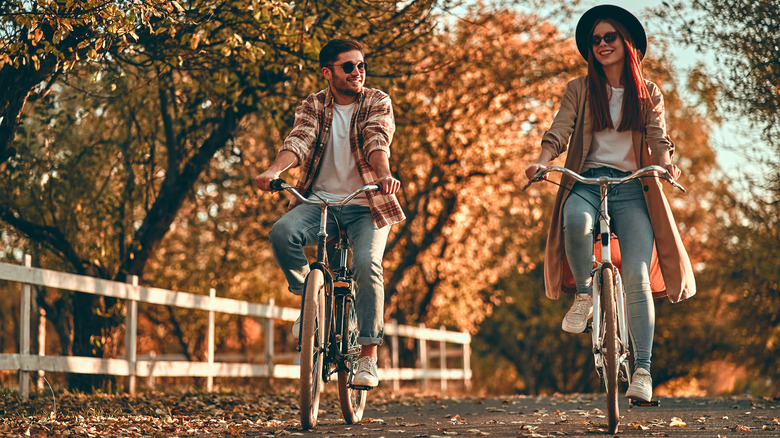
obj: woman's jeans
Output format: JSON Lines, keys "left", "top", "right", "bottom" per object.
{"left": 269, "top": 204, "right": 390, "bottom": 346}
{"left": 562, "top": 167, "right": 655, "bottom": 372}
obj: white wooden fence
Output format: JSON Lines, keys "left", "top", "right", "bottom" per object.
{"left": 0, "top": 256, "right": 471, "bottom": 399}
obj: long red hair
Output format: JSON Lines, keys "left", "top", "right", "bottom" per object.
{"left": 587, "top": 18, "right": 651, "bottom": 132}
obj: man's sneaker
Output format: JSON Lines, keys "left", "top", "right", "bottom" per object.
{"left": 626, "top": 368, "right": 653, "bottom": 402}
{"left": 561, "top": 293, "right": 593, "bottom": 333}
{"left": 291, "top": 314, "right": 301, "bottom": 340}
{"left": 352, "top": 357, "right": 379, "bottom": 387}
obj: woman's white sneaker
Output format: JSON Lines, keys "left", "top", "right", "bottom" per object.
{"left": 626, "top": 368, "right": 653, "bottom": 402}
{"left": 561, "top": 293, "right": 593, "bottom": 333}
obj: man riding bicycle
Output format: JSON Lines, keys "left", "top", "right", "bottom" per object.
{"left": 255, "top": 38, "right": 404, "bottom": 388}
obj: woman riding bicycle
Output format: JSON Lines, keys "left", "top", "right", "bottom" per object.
{"left": 524, "top": 5, "right": 696, "bottom": 402}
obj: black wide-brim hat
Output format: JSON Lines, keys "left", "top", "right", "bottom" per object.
{"left": 575, "top": 4, "right": 647, "bottom": 61}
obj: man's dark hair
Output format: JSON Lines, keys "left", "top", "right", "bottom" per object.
{"left": 319, "top": 39, "right": 364, "bottom": 68}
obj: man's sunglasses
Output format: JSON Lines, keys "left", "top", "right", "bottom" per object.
{"left": 591, "top": 32, "right": 620, "bottom": 46}
{"left": 328, "top": 61, "right": 367, "bottom": 74}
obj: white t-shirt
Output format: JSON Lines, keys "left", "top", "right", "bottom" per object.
{"left": 583, "top": 86, "right": 637, "bottom": 172}
{"left": 310, "top": 102, "right": 369, "bottom": 206}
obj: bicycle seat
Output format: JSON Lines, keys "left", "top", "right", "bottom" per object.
{"left": 326, "top": 229, "right": 349, "bottom": 246}
{"left": 561, "top": 236, "right": 667, "bottom": 298}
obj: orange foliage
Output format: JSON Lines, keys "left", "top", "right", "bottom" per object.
{"left": 379, "top": 7, "right": 583, "bottom": 332}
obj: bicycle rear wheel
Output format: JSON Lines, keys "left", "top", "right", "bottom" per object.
{"left": 300, "top": 269, "right": 326, "bottom": 429}
{"left": 601, "top": 266, "right": 620, "bottom": 434}
{"left": 338, "top": 296, "right": 367, "bottom": 423}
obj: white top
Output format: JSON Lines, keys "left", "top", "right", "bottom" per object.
{"left": 310, "top": 102, "right": 369, "bottom": 206}
{"left": 583, "top": 86, "right": 637, "bottom": 172}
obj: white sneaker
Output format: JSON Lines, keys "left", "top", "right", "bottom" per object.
{"left": 626, "top": 368, "right": 653, "bottom": 401}
{"left": 352, "top": 357, "right": 379, "bottom": 387}
{"left": 292, "top": 314, "right": 301, "bottom": 339}
{"left": 561, "top": 293, "right": 593, "bottom": 333}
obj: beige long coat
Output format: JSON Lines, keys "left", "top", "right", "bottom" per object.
{"left": 540, "top": 76, "right": 696, "bottom": 303}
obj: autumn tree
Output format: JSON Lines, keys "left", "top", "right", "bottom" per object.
{"left": 118, "top": 4, "right": 595, "bottom": 363}
{"left": 659, "top": 0, "right": 779, "bottom": 189}
{"left": 0, "top": 0, "right": 442, "bottom": 389}
{"left": 369, "top": 6, "right": 583, "bottom": 332}
{"left": 127, "top": 4, "right": 584, "bottom": 363}
{"left": 0, "top": 0, "right": 178, "bottom": 164}
{"left": 658, "top": 0, "right": 779, "bottom": 395}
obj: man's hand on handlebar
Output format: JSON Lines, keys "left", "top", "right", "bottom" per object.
{"left": 255, "top": 170, "right": 282, "bottom": 192}
{"left": 374, "top": 175, "right": 401, "bottom": 195}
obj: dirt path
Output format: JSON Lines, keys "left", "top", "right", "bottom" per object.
{"left": 261, "top": 391, "right": 779, "bottom": 437}
{"left": 2, "top": 388, "right": 777, "bottom": 437}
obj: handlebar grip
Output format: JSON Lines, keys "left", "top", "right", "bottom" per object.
{"left": 269, "top": 179, "right": 286, "bottom": 191}
{"left": 522, "top": 167, "right": 548, "bottom": 191}
{"left": 658, "top": 171, "right": 687, "bottom": 193}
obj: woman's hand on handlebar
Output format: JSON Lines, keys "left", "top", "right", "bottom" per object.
{"left": 525, "top": 150, "right": 553, "bottom": 181}
{"left": 374, "top": 175, "right": 401, "bottom": 195}
{"left": 525, "top": 164, "right": 548, "bottom": 181}
{"left": 522, "top": 164, "right": 550, "bottom": 191}
{"left": 659, "top": 163, "right": 681, "bottom": 181}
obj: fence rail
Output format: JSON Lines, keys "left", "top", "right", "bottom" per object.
{"left": 0, "top": 257, "right": 471, "bottom": 398}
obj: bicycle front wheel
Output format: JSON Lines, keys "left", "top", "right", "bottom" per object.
{"left": 300, "top": 269, "right": 326, "bottom": 429}
{"left": 338, "top": 297, "right": 367, "bottom": 423}
{"left": 601, "top": 266, "right": 620, "bottom": 434}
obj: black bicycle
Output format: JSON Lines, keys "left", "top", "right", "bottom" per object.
{"left": 270, "top": 179, "right": 376, "bottom": 429}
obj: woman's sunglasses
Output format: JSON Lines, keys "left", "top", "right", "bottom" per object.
{"left": 328, "top": 61, "right": 367, "bottom": 74}
{"left": 591, "top": 32, "right": 620, "bottom": 46}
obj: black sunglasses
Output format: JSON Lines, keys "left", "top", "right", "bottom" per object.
{"left": 591, "top": 32, "right": 620, "bottom": 46}
{"left": 328, "top": 61, "right": 367, "bottom": 74}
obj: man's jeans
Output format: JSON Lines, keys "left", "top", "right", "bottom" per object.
{"left": 562, "top": 167, "right": 655, "bottom": 371}
{"left": 269, "top": 204, "right": 390, "bottom": 346}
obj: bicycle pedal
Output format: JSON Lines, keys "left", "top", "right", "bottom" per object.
{"left": 350, "top": 384, "right": 374, "bottom": 391}
{"left": 630, "top": 399, "right": 660, "bottom": 407}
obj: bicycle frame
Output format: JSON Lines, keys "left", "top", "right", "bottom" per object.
{"left": 525, "top": 164, "right": 685, "bottom": 433}
{"left": 269, "top": 180, "right": 378, "bottom": 347}
{"left": 590, "top": 180, "right": 631, "bottom": 386}
{"left": 270, "top": 179, "right": 377, "bottom": 427}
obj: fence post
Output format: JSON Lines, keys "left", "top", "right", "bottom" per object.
{"left": 390, "top": 319, "right": 400, "bottom": 391}
{"left": 463, "top": 331, "right": 471, "bottom": 390}
{"left": 19, "top": 254, "right": 32, "bottom": 399}
{"left": 125, "top": 275, "right": 138, "bottom": 394}
{"left": 147, "top": 351, "right": 157, "bottom": 389}
{"left": 439, "top": 326, "right": 447, "bottom": 392}
{"left": 37, "top": 307, "right": 46, "bottom": 391}
{"left": 419, "top": 323, "right": 428, "bottom": 392}
{"left": 265, "top": 299, "right": 275, "bottom": 380}
{"left": 207, "top": 288, "right": 216, "bottom": 392}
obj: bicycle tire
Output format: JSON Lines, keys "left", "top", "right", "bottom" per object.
{"left": 300, "top": 269, "right": 326, "bottom": 429}
{"left": 338, "top": 297, "right": 367, "bottom": 423}
{"left": 601, "top": 266, "right": 620, "bottom": 434}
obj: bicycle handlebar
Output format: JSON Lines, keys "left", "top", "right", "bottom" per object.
{"left": 522, "top": 165, "right": 686, "bottom": 193}
{"left": 270, "top": 179, "right": 381, "bottom": 206}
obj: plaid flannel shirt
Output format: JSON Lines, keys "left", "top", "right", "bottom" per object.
{"left": 279, "top": 87, "right": 406, "bottom": 228}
